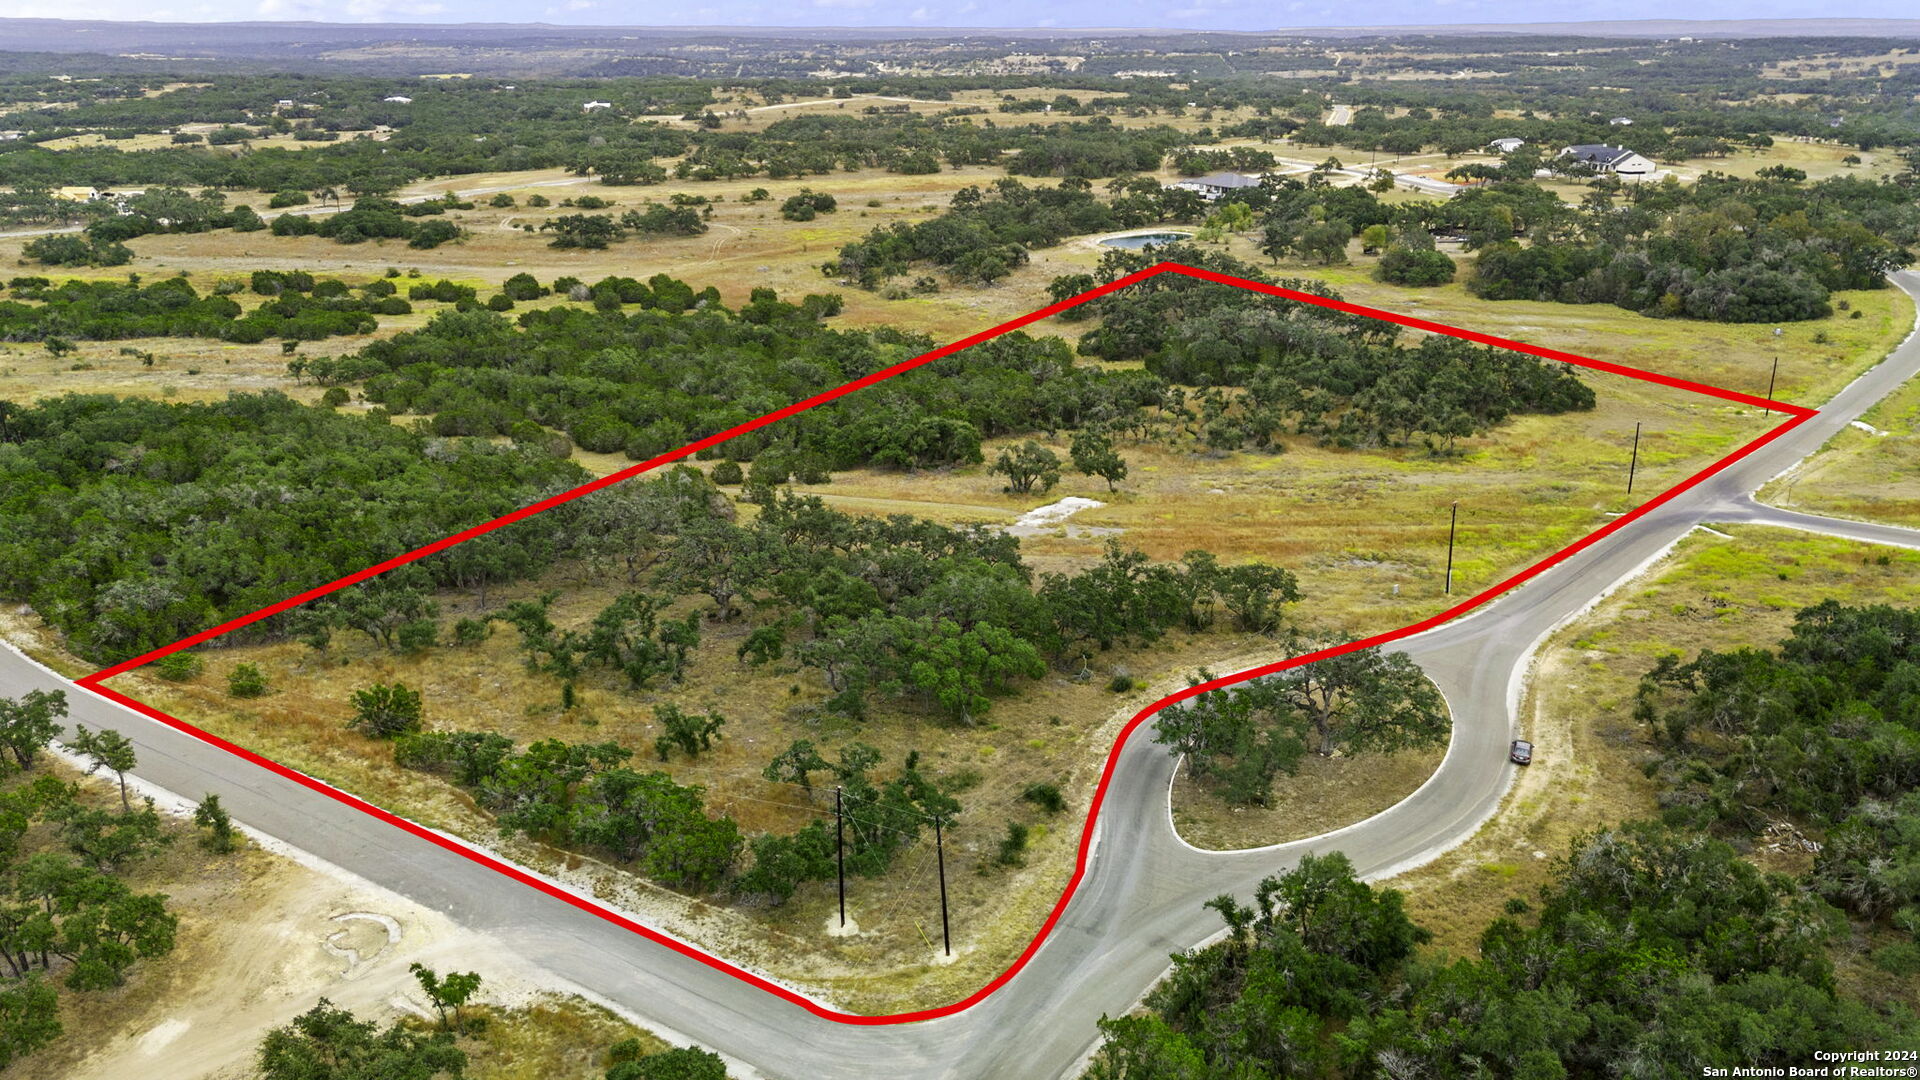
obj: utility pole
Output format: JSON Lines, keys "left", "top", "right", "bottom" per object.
{"left": 835, "top": 786, "right": 846, "bottom": 930}
{"left": 1765, "top": 327, "right": 1782, "bottom": 417}
{"left": 1445, "top": 501, "right": 1458, "bottom": 596}
{"left": 934, "top": 815, "right": 952, "bottom": 958}
{"left": 1627, "top": 422, "right": 1642, "bottom": 495}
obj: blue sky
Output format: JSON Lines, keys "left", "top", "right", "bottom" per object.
{"left": 2, "top": 0, "right": 1908, "bottom": 31}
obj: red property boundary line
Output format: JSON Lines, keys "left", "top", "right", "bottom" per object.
{"left": 74, "top": 262, "right": 1818, "bottom": 1026}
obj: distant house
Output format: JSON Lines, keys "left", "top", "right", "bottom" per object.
{"left": 582, "top": 100, "right": 613, "bottom": 111}
{"left": 1172, "top": 171, "right": 1261, "bottom": 200}
{"left": 1559, "top": 144, "right": 1655, "bottom": 177}
{"left": 1608, "top": 116, "right": 1634, "bottom": 126}
{"left": 1488, "top": 137, "right": 1526, "bottom": 153}
{"left": 383, "top": 95, "right": 413, "bottom": 104}
{"left": 54, "top": 186, "right": 102, "bottom": 202}
{"left": 0, "top": 131, "right": 23, "bottom": 141}
{"left": 276, "top": 99, "right": 295, "bottom": 108}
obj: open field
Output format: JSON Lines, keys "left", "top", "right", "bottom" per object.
{"left": 1760, "top": 318, "right": 1920, "bottom": 528}
{"left": 1387, "top": 523, "right": 1920, "bottom": 1013}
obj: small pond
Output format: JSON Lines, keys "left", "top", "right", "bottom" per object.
{"left": 1098, "top": 231, "right": 1192, "bottom": 250}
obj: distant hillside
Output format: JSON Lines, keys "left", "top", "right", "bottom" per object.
{"left": 1, "top": 17, "right": 1918, "bottom": 76}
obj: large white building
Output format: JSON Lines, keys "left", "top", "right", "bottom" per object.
{"left": 1559, "top": 144, "right": 1655, "bottom": 177}
{"left": 1171, "top": 171, "right": 1261, "bottom": 200}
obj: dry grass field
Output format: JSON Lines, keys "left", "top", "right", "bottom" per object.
{"left": 1760, "top": 326, "right": 1920, "bottom": 528}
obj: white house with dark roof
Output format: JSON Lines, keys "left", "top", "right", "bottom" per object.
{"left": 1559, "top": 144, "right": 1655, "bottom": 177}
{"left": 1172, "top": 171, "right": 1261, "bottom": 200}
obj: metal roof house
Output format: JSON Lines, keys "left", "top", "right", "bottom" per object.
{"left": 1559, "top": 144, "right": 1655, "bottom": 177}
{"left": 1489, "top": 137, "right": 1526, "bottom": 153}
{"left": 1171, "top": 171, "right": 1262, "bottom": 199}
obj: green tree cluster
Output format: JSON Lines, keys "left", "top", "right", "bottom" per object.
{"left": 0, "top": 274, "right": 398, "bottom": 344}
{"left": 0, "top": 392, "right": 587, "bottom": 663}
{"left": 1089, "top": 833, "right": 1914, "bottom": 1078}
{"left": 395, "top": 732, "right": 740, "bottom": 892}
{"left": 1636, "top": 601, "right": 1920, "bottom": 952}
{"left": 1057, "top": 245, "right": 1594, "bottom": 452}
{"left": 1, "top": 696, "right": 180, "bottom": 1070}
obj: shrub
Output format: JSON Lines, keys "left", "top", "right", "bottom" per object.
{"left": 780, "top": 189, "right": 838, "bottom": 221}
{"left": 607, "top": 1047, "right": 728, "bottom": 1080}
{"left": 154, "top": 652, "right": 204, "bottom": 681}
{"left": 996, "top": 821, "right": 1030, "bottom": 866}
{"left": 1376, "top": 245, "right": 1456, "bottom": 286}
{"left": 1022, "top": 782, "right": 1066, "bottom": 814}
{"left": 502, "top": 272, "right": 548, "bottom": 300}
{"left": 396, "top": 619, "right": 438, "bottom": 653}
{"left": 320, "top": 387, "right": 351, "bottom": 408}
{"left": 227, "top": 663, "right": 268, "bottom": 698}
{"left": 408, "top": 220, "right": 461, "bottom": 250}
{"left": 348, "top": 682, "right": 424, "bottom": 739}
{"left": 711, "top": 460, "right": 744, "bottom": 485}
{"left": 1872, "top": 941, "right": 1920, "bottom": 977}
{"left": 194, "top": 793, "right": 238, "bottom": 852}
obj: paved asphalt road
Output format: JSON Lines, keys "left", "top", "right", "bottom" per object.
{"left": 2, "top": 272, "right": 1917, "bottom": 1079}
